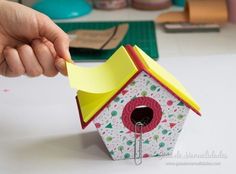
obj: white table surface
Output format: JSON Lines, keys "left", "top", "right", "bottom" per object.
{"left": 1, "top": 8, "right": 236, "bottom": 174}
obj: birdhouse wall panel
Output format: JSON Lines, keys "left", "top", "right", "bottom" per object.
{"left": 93, "top": 71, "right": 189, "bottom": 160}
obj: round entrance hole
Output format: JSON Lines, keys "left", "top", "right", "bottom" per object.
{"left": 131, "top": 105, "right": 153, "bottom": 126}
{"left": 122, "top": 97, "right": 162, "bottom": 133}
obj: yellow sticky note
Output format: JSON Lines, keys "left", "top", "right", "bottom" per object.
{"left": 67, "top": 45, "right": 200, "bottom": 127}
{"left": 134, "top": 46, "right": 200, "bottom": 113}
{"left": 66, "top": 46, "right": 138, "bottom": 123}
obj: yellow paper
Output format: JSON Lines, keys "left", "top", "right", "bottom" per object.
{"left": 134, "top": 46, "right": 200, "bottom": 113}
{"left": 67, "top": 45, "right": 200, "bottom": 125}
{"left": 77, "top": 90, "right": 115, "bottom": 122}
{"left": 67, "top": 46, "right": 138, "bottom": 123}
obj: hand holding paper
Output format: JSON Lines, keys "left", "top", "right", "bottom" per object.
{"left": 0, "top": 1, "right": 71, "bottom": 77}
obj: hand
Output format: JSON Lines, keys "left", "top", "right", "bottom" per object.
{"left": 0, "top": 1, "right": 72, "bottom": 77}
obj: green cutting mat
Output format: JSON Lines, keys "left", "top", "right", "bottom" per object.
{"left": 56, "top": 21, "right": 158, "bottom": 61}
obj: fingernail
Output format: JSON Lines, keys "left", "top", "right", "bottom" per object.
{"left": 65, "top": 49, "right": 73, "bottom": 62}
{"left": 55, "top": 58, "right": 67, "bottom": 76}
{"left": 66, "top": 58, "right": 74, "bottom": 63}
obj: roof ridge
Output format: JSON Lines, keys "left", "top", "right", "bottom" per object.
{"left": 125, "top": 45, "right": 201, "bottom": 116}
{"left": 76, "top": 45, "right": 200, "bottom": 129}
{"left": 125, "top": 45, "right": 147, "bottom": 71}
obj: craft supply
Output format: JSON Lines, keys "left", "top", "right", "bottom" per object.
{"left": 132, "top": 0, "right": 172, "bottom": 10}
{"left": 164, "top": 23, "right": 220, "bottom": 33}
{"left": 68, "top": 24, "right": 129, "bottom": 50}
{"left": 157, "top": 0, "right": 228, "bottom": 24}
{"left": 134, "top": 122, "right": 143, "bottom": 165}
{"left": 32, "top": 0, "right": 92, "bottom": 19}
{"left": 66, "top": 45, "right": 201, "bottom": 161}
{"left": 93, "top": 0, "right": 128, "bottom": 10}
{"left": 227, "top": 0, "right": 236, "bottom": 23}
{"left": 172, "top": 0, "right": 185, "bottom": 7}
{"left": 57, "top": 21, "right": 158, "bottom": 61}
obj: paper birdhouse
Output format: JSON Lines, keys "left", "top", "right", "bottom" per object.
{"left": 67, "top": 45, "right": 201, "bottom": 161}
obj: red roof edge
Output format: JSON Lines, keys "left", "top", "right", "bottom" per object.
{"left": 75, "top": 96, "right": 90, "bottom": 129}
{"left": 76, "top": 71, "right": 141, "bottom": 129}
{"left": 76, "top": 45, "right": 201, "bottom": 129}
{"left": 76, "top": 45, "right": 143, "bottom": 129}
{"left": 143, "top": 71, "right": 201, "bottom": 116}
{"left": 124, "top": 45, "right": 201, "bottom": 116}
{"left": 125, "top": 45, "right": 146, "bottom": 70}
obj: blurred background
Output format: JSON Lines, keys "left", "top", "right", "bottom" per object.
{"left": 12, "top": 0, "right": 35, "bottom": 6}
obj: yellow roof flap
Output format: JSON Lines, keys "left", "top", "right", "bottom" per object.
{"left": 67, "top": 46, "right": 139, "bottom": 126}
{"left": 134, "top": 46, "right": 201, "bottom": 114}
{"left": 77, "top": 90, "right": 116, "bottom": 123}
{"left": 66, "top": 46, "right": 138, "bottom": 94}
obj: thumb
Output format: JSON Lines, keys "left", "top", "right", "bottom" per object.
{"left": 37, "top": 14, "right": 71, "bottom": 61}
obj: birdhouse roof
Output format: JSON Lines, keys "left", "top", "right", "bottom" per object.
{"left": 67, "top": 45, "right": 201, "bottom": 128}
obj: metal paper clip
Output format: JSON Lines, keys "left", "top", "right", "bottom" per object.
{"left": 134, "top": 122, "right": 143, "bottom": 166}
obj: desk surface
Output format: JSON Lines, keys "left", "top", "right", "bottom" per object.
{"left": 1, "top": 8, "right": 236, "bottom": 174}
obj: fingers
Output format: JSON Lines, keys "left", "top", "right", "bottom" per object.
{"left": 35, "top": 38, "right": 68, "bottom": 76}
{"left": 1, "top": 44, "right": 44, "bottom": 77}
{"left": 1, "top": 47, "right": 25, "bottom": 77}
{"left": 1, "top": 39, "right": 69, "bottom": 77}
{"left": 17, "top": 44, "right": 43, "bottom": 77}
{"left": 31, "top": 39, "right": 58, "bottom": 77}
{"left": 55, "top": 58, "right": 67, "bottom": 76}
{"left": 37, "top": 14, "right": 71, "bottom": 61}
{"left": 41, "top": 38, "right": 57, "bottom": 58}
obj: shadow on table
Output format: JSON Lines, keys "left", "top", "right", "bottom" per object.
{"left": 11, "top": 131, "right": 111, "bottom": 162}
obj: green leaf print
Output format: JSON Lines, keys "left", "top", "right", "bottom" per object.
{"left": 105, "top": 123, "right": 113, "bottom": 128}
{"left": 141, "top": 91, "right": 147, "bottom": 96}
{"left": 111, "top": 110, "right": 117, "bottom": 116}
{"left": 159, "top": 142, "right": 165, "bottom": 148}
{"left": 162, "top": 129, "right": 168, "bottom": 135}
{"left": 118, "top": 146, "right": 124, "bottom": 153}
{"left": 124, "top": 153, "right": 130, "bottom": 159}
{"left": 150, "top": 85, "right": 157, "bottom": 91}
{"left": 153, "top": 135, "right": 159, "bottom": 142}
{"left": 106, "top": 136, "right": 112, "bottom": 142}
{"left": 126, "top": 140, "right": 133, "bottom": 146}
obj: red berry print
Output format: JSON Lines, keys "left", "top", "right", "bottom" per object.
{"left": 95, "top": 123, "right": 101, "bottom": 128}
{"left": 121, "top": 90, "right": 128, "bottom": 95}
{"left": 167, "top": 100, "right": 173, "bottom": 106}
{"left": 170, "top": 123, "right": 176, "bottom": 128}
